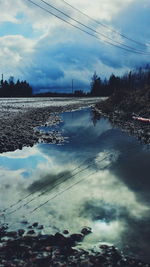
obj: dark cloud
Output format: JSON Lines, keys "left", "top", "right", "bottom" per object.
{"left": 28, "top": 171, "right": 72, "bottom": 193}
{"left": 79, "top": 199, "right": 128, "bottom": 221}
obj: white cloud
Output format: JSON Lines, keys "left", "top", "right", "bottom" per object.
{"left": 0, "top": 35, "right": 35, "bottom": 53}
{"left": 0, "top": 0, "right": 20, "bottom": 23}
{"left": 0, "top": 0, "right": 149, "bottom": 88}
{"left": 68, "top": 0, "right": 135, "bottom": 21}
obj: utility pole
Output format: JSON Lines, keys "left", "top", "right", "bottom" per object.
{"left": 0, "top": 74, "right": 3, "bottom": 87}
{"left": 72, "top": 79, "right": 74, "bottom": 94}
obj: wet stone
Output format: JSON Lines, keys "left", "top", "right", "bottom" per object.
{"left": 63, "top": 230, "right": 69, "bottom": 235}
{"left": 55, "top": 233, "right": 68, "bottom": 247}
{"left": 0, "top": 227, "right": 150, "bottom": 266}
{"left": 81, "top": 227, "right": 92, "bottom": 236}
{"left": 6, "top": 231, "right": 18, "bottom": 238}
{"left": 32, "top": 222, "right": 38, "bottom": 227}
{"left": 27, "top": 230, "right": 35, "bottom": 235}
{"left": 18, "top": 229, "right": 25, "bottom": 236}
{"left": 21, "top": 220, "right": 28, "bottom": 225}
{"left": 37, "top": 225, "right": 44, "bottom": 230}
{"left": 38, "top": 234, "right": 56, "bottom": 246}
{"left": 70, "top": 234, "right": 84, "bottom": 242}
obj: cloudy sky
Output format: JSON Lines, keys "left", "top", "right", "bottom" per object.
{"left": 0, "top": 0, "right": 150, "bottom": 92}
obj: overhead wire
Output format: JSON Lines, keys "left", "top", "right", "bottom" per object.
{"left": 1, "top": 165, "right": 101, "bottom": 228}
{"left": 30, "top": 166, "right": 100, "bottom": 214}
{"left": 2, "top": 156, "right": 94, "bottom": 213}
{"left": 1, "top": 0, "right": 150, "bottom": 219}
{"left": 0, "top": 111, "right": 142, "bottom": 219}
{"left": 0, "top": 113, "right": 145, "bottom": 219}
{"left": 0, "top": 141, "right": 144, "bottom": 229}
{"left": 26, "top": 0, "right": 150, "bottom": 56}
{"left": 2, "top": 143, "right": 148, "bottom": 230}
{"left": 60, "top": 0, "right": 147, "bottom": 48}
{"left": 0, "top": 0, "right": 149, "bottom": 226}
{"left": 3, "top": 143, "right": 139, "bottom": 218}
{"left": 28, "top": 143, "right": 145, "bottom": 214}
{"left": 1, "top": 135, "right": 136, "bottom": 216}
{"left": 23, "top": 146, "right": 139, "bottom": 215}
{"left": 6, "top": 154, "right": 110, "bottom": 216}
{"left": 39, "top": 0, "right": 149, "bottom": 55}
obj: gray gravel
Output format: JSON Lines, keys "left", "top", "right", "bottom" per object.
{"left": 0, "top": 97, "right": 102, "bottom": 153}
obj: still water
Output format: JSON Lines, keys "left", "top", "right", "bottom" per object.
{"left": 0, "top": 108, "right": 150, "bottom": 262}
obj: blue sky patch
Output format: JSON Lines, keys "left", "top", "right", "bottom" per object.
{"left": 0, "top": 20, "right": 40, "bottom": 39}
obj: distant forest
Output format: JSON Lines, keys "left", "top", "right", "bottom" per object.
{"left": 1, "top": 65, "right": 150, "bottom": 97}
{"left": 90, "top": 64, "right": 150, "bottom": 97}
{"left": 0, "top": 78, "right": 32, "bottom": 97}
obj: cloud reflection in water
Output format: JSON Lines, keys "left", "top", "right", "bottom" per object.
{"left": 0, "top": 108, "right": 150, "bottom": 262}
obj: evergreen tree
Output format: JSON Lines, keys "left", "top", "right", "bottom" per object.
{"left": 91, "top": 72, "right": 102, "bottom": 96}
{"left": 0, "top": 78, "right": 32, "bottom": 97}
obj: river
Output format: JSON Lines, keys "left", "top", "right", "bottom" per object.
{"left": 0, "top": 107, "right": 150, "bottom": 263}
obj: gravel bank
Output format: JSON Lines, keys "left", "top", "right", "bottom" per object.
{"left": 0, "top": 97, "right": 101, "bottom": 153}
{"left": 93, "top": 107, "right": 150, "bottom": 144}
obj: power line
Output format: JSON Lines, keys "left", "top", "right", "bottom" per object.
{"left": 19, "top": 145, "right": 143, "bottom": 216}
{"left": 3, "top": 144, "right": 138, "bottom": 217}
{"left": 0, "top": 143, "right": 140, "bottom": 227}
{"left": 2, "top": 156, "right": 94, "bottom": 213}
{"left": 3, "top": 166, "right": 100, "bottom": 228}
{"left": 30, "top": 167, "right": 98, "bottom": 214}
{"left": 2, "top": 139, "right": 138, "bottom": 217}
{"left": 60, "top": 0, "right": 147, "bottom": 48}
{"left": 26, "top": 0, "right": 149, "bottom": 55}
{"left": 6, "top": 155, "right": 109, "bottom": 216}
{"left": 38, "top": 0, "right": 150, "bottom": 55}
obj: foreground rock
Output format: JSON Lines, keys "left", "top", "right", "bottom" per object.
{"left": 0, "top": 226, "right": 149, "bottom": 266}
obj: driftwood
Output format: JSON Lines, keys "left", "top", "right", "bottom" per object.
{"left": 133, "top": 116, "right": 150, "bottom": 123}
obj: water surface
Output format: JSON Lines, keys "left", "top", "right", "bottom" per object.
{"left": 0, "top": 108, "right": 150, "bottom": 262}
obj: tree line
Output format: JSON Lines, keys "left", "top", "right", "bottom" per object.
{"left": 0, "top": 79, "right": 32, "bottom": 97}
{"left": 90, "top": 64, "right": 150, "bottom": 97}
{"left": 1, "top": 65, "right": 150, "bottom": 98}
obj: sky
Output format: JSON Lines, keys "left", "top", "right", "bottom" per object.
{"left": 0, "top": 0, "right": 150, "bottom": 93}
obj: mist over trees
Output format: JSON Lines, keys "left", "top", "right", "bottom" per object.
{"left": 0, "top": 78, "right": 32, "bottom": 97}
{"left": 90, "top": 65, "right": 150, "bottom": 97}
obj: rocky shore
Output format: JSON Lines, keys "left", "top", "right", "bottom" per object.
{"left": 0, "top": 224, "right": 149, "bottom": 267}
{"left": 0, "top": 98, "right": 101, "bottom": 154}
{"left": 94, "top": 84, "right": 150, "bottom": 145}
{"left": 93, "top": 107, "right": 150, "bottom": 144}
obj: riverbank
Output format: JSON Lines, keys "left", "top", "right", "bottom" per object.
{"left": 0, "top": 97, "right": 102, "bottom": 153}
{"left": 0, "top": 98, "right": 150, "bottom": 266}
{"left": 0, "top": 224, "right": 149, "bottom": 267}
{"left": 94, "top": 87, "right": 150, "bottom": 144}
